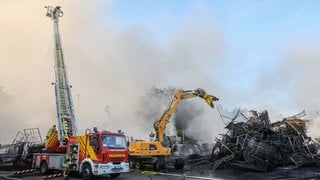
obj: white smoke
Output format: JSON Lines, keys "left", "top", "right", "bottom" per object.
{"left": 0, "top": 1, "right": 319, "bottom": 145}
{"left": 0, "top": 1, "right": 224, "bottom": 144}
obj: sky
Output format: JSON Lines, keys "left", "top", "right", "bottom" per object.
{"left": 1, "top": 0, "right": 320, "bottom": 144}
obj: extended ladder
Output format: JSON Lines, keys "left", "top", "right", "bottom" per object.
{"left": 46, "top": 6, "right": 77, "bottom": 146}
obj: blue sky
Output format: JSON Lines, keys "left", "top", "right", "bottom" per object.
{"left": 109, "top": 1, "right": 319, "bottom": 71}
{"left": 110, "top": 0, "right": 320, "bottom": 43}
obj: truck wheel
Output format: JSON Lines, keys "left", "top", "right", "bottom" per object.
{"left": 110, "top": 173, "right": 120, "bottom": 177}
{"left": 154, "top": 157, "right": 166, "bottom": 171}
{"left": 129, "top": 159, "right": 135, "bottom": 169}
{"left": 40, "top": 161, "right": 48, "bottom": 175}
{"left": 174, "top": 157, "right": 184, "bottom": 169}
{"left": 82, "top": 164, "right": 93, "bottom": 180}
{"left": 135, "top": 159, "right": 144, "bottom": 170}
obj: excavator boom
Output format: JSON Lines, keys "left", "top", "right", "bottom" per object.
{"left": 154, "top": 88, "right": 218, "bottom": 143}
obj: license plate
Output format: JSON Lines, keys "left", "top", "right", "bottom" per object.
{"left": 113, "top": 165, "right": 122, "bottom": 169}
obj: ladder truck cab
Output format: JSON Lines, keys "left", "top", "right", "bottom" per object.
{"left": 32, "top": 6, "right": 129, "bottom": 179}
{"left": 129, "top": 88, "right": 219, "bottom": 171}
{"left": 70, "top": 129, "right": 129, "bottom": 178}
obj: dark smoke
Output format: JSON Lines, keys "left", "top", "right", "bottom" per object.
{"left": 137, "top": 86, "right": 205, "bottom": 143}
{"left": 175, "top": 101, "right": 203, "bottom": 142}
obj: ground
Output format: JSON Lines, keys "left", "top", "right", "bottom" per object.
{"left": 2, "top": 165, "right": 320, "bottom": 180}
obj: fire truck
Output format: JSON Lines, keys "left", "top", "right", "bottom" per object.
{"left": 32, "top": 6, "right": 129, "bottom": 179}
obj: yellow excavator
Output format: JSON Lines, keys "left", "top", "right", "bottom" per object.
{"left": 129, "top": 88, "right": 219, "bottom": 170}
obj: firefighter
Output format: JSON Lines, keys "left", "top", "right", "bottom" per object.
{"left": 46, "top": 125, "right": 57, "bottom": 139}
{"left": 63, "top": 152, "right": 73, "bottom": 179}
{"left": 63, "top": 147, "right": 78, "bottom": 179}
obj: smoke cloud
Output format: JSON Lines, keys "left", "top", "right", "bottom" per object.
{"left": 136, "top": 86, "right": 220, "bottom": 143}
{"left": 0, "top": 1, "right": 319, "bottom": 145}
{"left": 0, "top": 1, "right": 224, "bottom": 144}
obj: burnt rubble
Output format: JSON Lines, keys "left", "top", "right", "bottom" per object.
{"left": 211, "top": 110, "right": 320, "bottom": 171}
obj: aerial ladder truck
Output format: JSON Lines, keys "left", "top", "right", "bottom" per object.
{"left": 129, "top": 88, "right": 219, "bottom": 170}
{"left": 32, "top": 6, "right": 129, "bottom": 179}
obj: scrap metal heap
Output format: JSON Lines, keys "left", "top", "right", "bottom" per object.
{"left": 211, "top": 110, "right": 320, "bottom": 171}
{"left": 0, "top": 128, "right": 44, "bottom": 169}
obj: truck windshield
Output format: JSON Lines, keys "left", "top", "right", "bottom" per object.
{"left": 102, "top": 135, "right": 126, "bottom": 149}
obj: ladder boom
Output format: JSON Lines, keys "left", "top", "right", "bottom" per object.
{"left": 46, "top": 6, "right": 77, "bottom": 146}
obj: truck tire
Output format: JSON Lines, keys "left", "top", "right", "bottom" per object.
{"left": 174, "top": 157, "right": 184, "bottom": 169}
{"left": 154, "top": 157, "right": 166, "bottom": 171}
{"left": 135, "top": 159, "right": 144, "bottom": 170}
{"left": 40, "top": 161, "right": 48, "bottom": 175}
{"left": 129, "top": 159, "right": 134, "bottom": 168}
{"left": 82, "top": 164, "right": 93, "bottom": 180}
{"left": 110, "top": 173, "right": 120, "bottom": 177}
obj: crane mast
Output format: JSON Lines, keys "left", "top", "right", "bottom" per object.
{"left": 46, "top": 6, "right": 77, "bottom": 146}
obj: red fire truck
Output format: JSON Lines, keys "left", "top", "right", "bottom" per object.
{"left": 32, "top": 6, "right": 129, "bottom": 179}
{"left": 33, "top": 129, "right": 129, "bottom": 179}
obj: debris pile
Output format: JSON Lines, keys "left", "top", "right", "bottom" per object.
{"left": 0, "top": 128, "right": 44, "bottom": 170}
{"left": 211, "top": 110, "right": 320, "bottom": 171}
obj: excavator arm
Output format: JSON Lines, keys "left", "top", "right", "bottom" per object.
{"left": 153, "top": 88, "right": 219, "bottom": 143}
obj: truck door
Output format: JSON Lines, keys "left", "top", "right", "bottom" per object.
{"left": 89, "top": 134, "right": 100, "bottom": 154}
